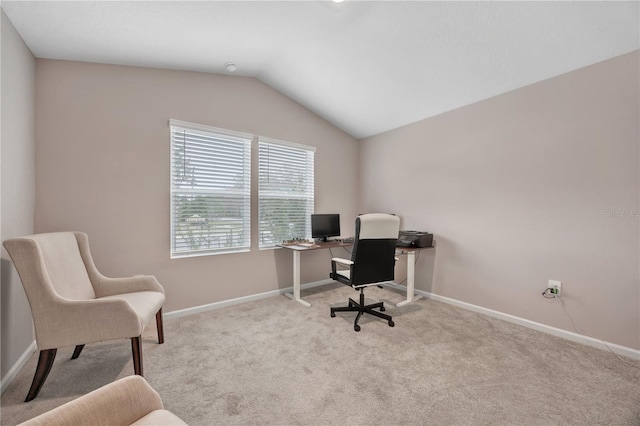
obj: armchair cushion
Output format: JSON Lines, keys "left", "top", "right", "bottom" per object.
{"left": 131, "top": 410, "right": 188, "bottom": 425}
{"left": 27, "top": 232, "right": 96, "bottom": 300}
{"left": 100, "top": 291, "right": 165, "bottom": 329}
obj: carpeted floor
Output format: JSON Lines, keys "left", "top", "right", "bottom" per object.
{"left": 1, "top": 283, "right": 639, "bottom": 425}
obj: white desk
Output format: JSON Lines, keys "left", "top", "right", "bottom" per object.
{"left": 279, "top": 240, "right": 349, "bottom": 307}
{"left": 394, "top": 247, "right": 425, "bottom": 307}
{"left": 278, "top": 241, "right": 430, "bottom": 307}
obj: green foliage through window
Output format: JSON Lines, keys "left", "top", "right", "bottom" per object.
{"left": 170, "top": 121, "right": 251, "bottom": 257}
{"left": 258, "top": 139, "right": 315, "bottom": 248}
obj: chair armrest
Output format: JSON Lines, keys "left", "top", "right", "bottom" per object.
{"left": 331, "top": 257, "right": 354, "bottom": 266}
{"left": 34, "top": 297, "right": 144, "bottom": 349}
{"left": 74, "top": 232, "right": 164, "bottom": 298}
{"left": 331, "top": 258, "right": 354, "bottom": 282}
{"left": 18, "top": 376, "right": 164, "bottom": 426}
{"left": 92, "top": 275, "right": 165, "bottom": 298}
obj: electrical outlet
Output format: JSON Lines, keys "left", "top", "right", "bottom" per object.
{"left": 548, "top": 280, "right": 562, "bottom": 297}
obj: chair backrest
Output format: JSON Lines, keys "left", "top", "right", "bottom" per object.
{"left": 350, "top": 214, "right": 400, "bottom": 285}
{"left": 4, "top": 232, "right": 96, "bottom": 302}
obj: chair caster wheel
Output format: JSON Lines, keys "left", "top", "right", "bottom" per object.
{"left": 388, "top": 320, "right": 395, "bottom": 327}
{"left": 380, "top": 306, "right": 385, "bottom": 311}
{"left": 330, "top": 311, "right": 336, "bottom": 318}
{"left": 354, "top": 324, "right": 361, "bottom": 332}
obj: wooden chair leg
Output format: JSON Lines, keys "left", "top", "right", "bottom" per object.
{"left": 25, "top": 349, "right": 57, "bottom": 402}
{"left": 71, "top": 344, "right": 85, "bottom": 360}
{"left": 131, "top": 336, "right": 143, "bottom": 376}
{"left": 156, "top": 308, "right": 164, "bottom": 344}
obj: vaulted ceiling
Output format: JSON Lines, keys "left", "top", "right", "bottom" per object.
{"left": 3, "top": 1, "right": 638, "bottom": 139}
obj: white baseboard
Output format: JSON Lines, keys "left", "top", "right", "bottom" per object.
{"left": 6, "top": 280, "right": 634, "bottom": 395}
{"left": 383, "top": 282, "right": 640, "bottom": 361}
{"left": 165, "top": 279, "right": 334, "bottom": 320}
{"left": 1, "top": 340, "right": 36, "bottom": 394}
{"left": 168, "top": 279, "right": 639, "bottom": 360}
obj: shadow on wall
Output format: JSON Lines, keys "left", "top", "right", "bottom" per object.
{"left": 274, "top": 248, "right": 293, "bottom": 290}
{"left": 394, "top": 243, "right": 437, "bottom": 294}
{"left": 417, "top": 245, "right": 436, "bottom": 293}
{"left": 1, "top": 257, "right": 33, "bottom": 375}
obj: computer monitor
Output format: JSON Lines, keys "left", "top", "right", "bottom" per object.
{"left": 311, "top": 214, "right": 340, "bottom": 242}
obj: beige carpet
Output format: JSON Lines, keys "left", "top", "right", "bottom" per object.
{"left": 1, "top": 283, "right": 639, "bottom": 425}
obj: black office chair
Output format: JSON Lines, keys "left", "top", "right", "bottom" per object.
{"left": 330, "top": 213, "right": 400, "bottom": 331}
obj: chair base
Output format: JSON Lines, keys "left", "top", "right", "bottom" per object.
{"left": 330, "top": 288, "right": 394, "bottom": 332}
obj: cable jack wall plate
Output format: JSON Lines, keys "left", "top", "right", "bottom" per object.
{"left": 548, "top": 280, "right": 562, "bottom": 297}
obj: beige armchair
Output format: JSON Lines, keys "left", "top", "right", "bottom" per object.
{"left": 18, "top": 375, "right": 186, "bottom": 425}
{"left": 3, "top": 232, "right": 165, "bottom": 401}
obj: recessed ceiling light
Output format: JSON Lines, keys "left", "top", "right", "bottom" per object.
{"left": 332, "top": 0, "right": 344, "bottom": 3}
{"left": 225, "top": 63, "right": 238, "bottom": 73}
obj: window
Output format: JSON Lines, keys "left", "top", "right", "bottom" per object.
{"left": 170, "top": 120, "right": 251, "bottom": 257}
{"left": 258, "top": 137, "right": 315, "bottom": 248}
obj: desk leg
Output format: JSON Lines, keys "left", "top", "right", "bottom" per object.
{"left": 396, "top": 251, "right": 423, "bottom": 307}
{"left": 284, "top": 250, "right": 311, "bottom": 307}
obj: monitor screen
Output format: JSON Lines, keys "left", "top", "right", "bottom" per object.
{"left": 311, "top": 214, "right": 340, "bottom": 242}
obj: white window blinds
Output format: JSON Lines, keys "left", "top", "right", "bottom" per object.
{"left": 258, "top": 137, "right": 315, "bottom": 248}
{"left": 170, "top": 120, "right": 251, "bottom": 257}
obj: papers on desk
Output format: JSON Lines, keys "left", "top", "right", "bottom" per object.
{"left": 277, "top": 242, "right": 319, "bottom": 249}
{"left": 292, "top": 243, "right": 319, "bottom": 249}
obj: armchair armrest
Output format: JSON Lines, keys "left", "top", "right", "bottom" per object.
{"left": 74, "top": 232, "right": 164, "bottom": 298}
{"left": 34, "top": 296, "right": 144, "bottom": 349}
{"left": 19, "top": 376, "right": 166, "bottom": 426}
{"left": 331, "top": 257, "right": 354, "bottom": 266}
{"left": 92, "top": 275, "right": 165, "bottom": 298}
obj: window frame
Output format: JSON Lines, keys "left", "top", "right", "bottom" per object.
{"left": 257, "top": 136, "right": 316, "bottom": 249}
{"left": 169, "top": 119, "right": 252, "bottom": 258}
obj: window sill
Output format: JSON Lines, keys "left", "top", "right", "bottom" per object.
{"left": 171, "top": 248, "right": 250, "bottom": 259}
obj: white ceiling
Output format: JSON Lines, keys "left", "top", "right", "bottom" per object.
{"left": 3, "top": 1, "right": 638, "bottom": 139}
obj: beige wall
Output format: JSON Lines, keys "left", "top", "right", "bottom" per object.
{"left": 34, "top": 60, "right": 359, "bottom": 312}
{"left": 8, "top": 33, "right": 638, "bottom": 382}
{"left": 360, "top": 51, "right": 639, "bottom": 349}
{"left": 1, "top": 10, "right": 37, "bottom": 378}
